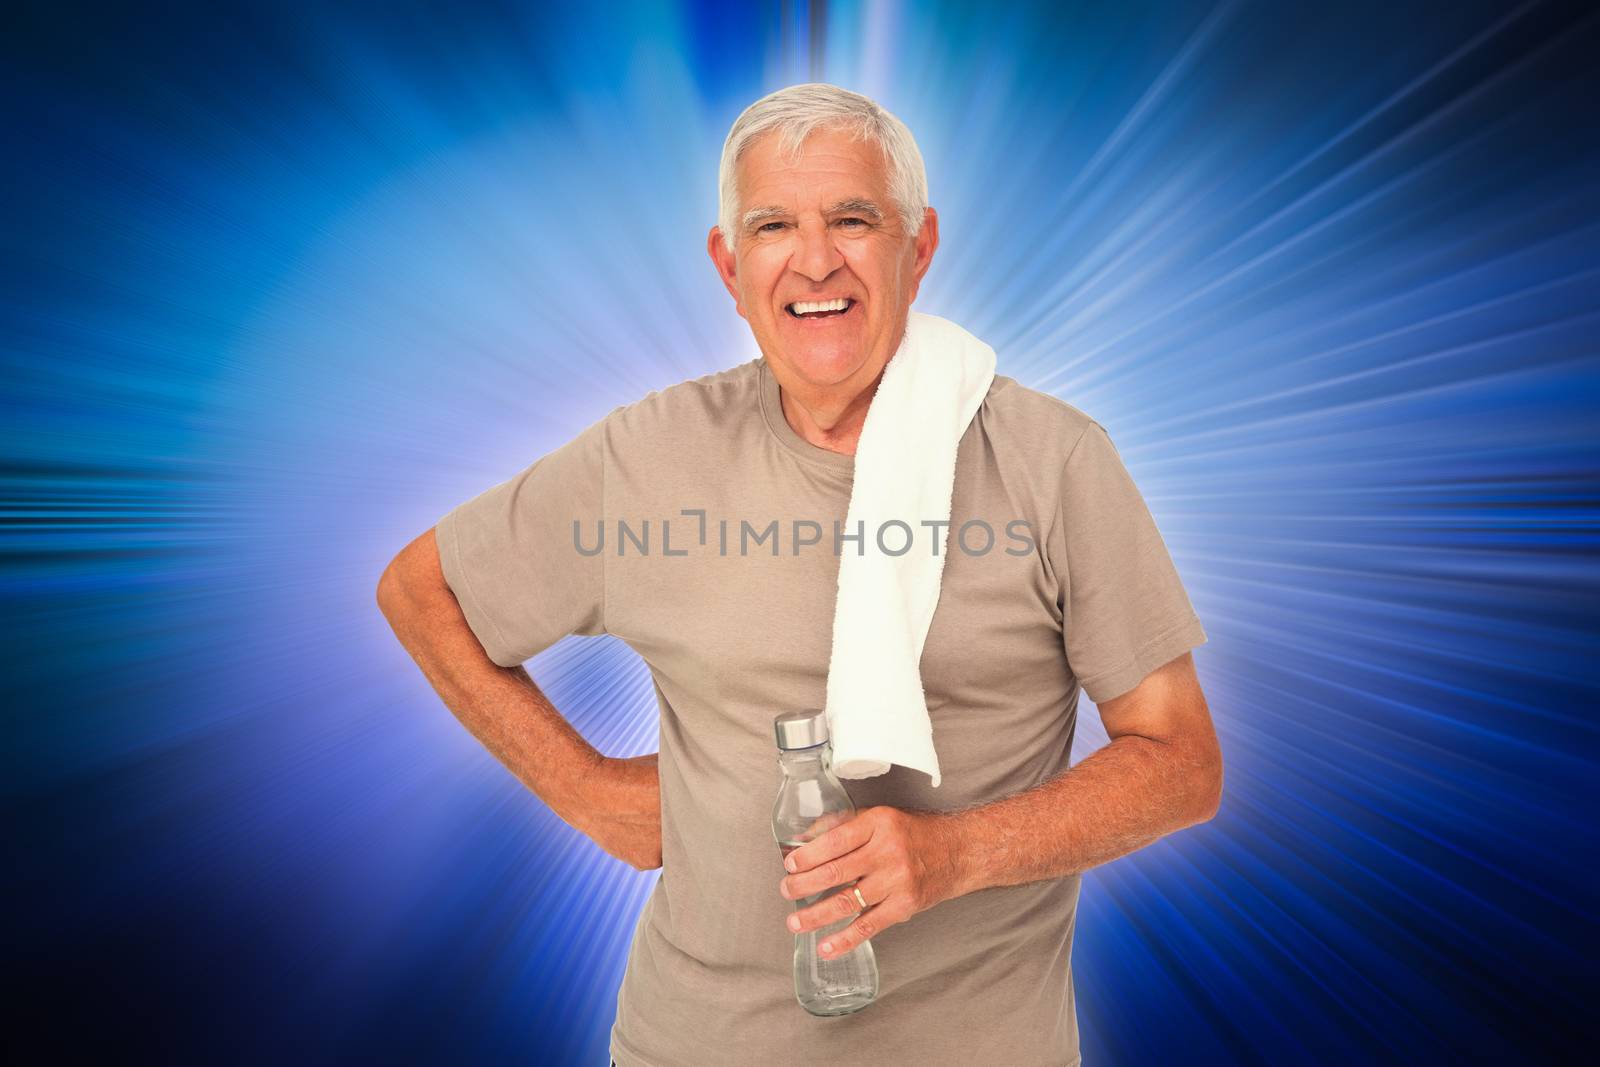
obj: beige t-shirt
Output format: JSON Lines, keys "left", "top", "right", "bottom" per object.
{"left": 435, "top": 355, "right": 1207, "bottom": 1067}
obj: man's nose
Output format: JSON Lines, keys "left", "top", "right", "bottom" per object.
{"left": 790, "top": 220, "right": 844, "bottom": 282}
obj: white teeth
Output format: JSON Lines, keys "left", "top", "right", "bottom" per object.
{"left": 789, "top": 298, "right": 851, "bottom": 315}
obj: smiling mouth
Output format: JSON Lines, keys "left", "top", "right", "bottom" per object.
{"left": 786, "top": 298, "right": 856, "bottom": 319}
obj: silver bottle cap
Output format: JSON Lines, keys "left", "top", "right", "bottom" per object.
{"left": 774, "top": 709, "right": 830, "bottom": 750}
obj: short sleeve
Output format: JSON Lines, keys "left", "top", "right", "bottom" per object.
{"left": 1052, "top": 422, "right": 1207, "bottom": 704}
{"left": 434, "top": 417, "right": 608, "bottom": 667}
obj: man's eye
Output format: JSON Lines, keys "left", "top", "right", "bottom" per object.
{"left": 838, "top": 217, "right": 867, "bottom": 228}
{"left": 758, "top": 221, "right": 786, "bottom": 233}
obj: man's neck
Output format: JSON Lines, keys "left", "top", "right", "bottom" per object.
{"left": 776, "top": 369, "right": 885, "bottom": 457}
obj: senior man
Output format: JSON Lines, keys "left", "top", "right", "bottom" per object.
{"left": 378, "top": 83, "right": 1222, "bottom": 1067}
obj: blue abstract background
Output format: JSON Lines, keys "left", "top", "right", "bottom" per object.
{"left": 5, "top": 0, "right": 1597, "bottom": 1063}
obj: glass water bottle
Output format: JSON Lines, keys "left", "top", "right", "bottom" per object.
{"left": 771, "top": 709, "right": 879, "bottom": 1017}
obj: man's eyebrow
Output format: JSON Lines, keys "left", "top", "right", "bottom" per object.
{"left": 740, "top": 206, "right": 790, "bottom": 229}
{"left": 824, "top": 198, "right": 884, "bottom": 220}
{"left": 740, "top": 198, "right": 887, "bottom": 230}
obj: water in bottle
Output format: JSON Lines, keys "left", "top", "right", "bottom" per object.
{"left": 771, "top": 709, "right": 879, "bottom": 1017}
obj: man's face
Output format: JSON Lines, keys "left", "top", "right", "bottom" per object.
{"left": 709, "top": 126, "right": 938, "bottom": 393}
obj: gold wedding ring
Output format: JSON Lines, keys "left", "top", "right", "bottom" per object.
{"left": 851, "top": 885, "right": 869, "bottom": 911}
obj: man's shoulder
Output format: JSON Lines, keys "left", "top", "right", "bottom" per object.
{"left": 597, "top": 359, "right": 762, "bottom": 450}
{"left": 982, "top": 373, "right": 1101, "bottom": 458}
{"left": 604, "top": 359, "right": 760, "bottom": 428}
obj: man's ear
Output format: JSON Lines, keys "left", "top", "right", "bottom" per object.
{"left": 912, "top": 207, "right": 939, "bottom": 282}
{"left": 707, "top": 226, "right": 746, "bottom": 318}
{"left": 906, "top": 206, "right": 940, "bottom": 303}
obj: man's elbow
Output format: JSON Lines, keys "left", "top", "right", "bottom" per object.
{"left": 376, "top": 554, "right": 410, "bottom": 620}
{"left": 1193, "top": 746, "right": 1224, "bottom": 824}
{"left": 378, "top": 529, "right": 446, "bottom": 617}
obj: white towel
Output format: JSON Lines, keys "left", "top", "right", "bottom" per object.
{"left": 823, "top": 311, "right": 997, "bottom": 788}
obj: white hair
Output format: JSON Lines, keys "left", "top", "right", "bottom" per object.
{"left": 716, "top": 83, "right": 929, "bottom": 252}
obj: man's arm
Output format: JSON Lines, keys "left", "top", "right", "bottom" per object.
{"left": 775, "top": 650, "right": 1221, "bottom": 959}
{"left": 376, "top": 527, "right": 662, "bottom": 871}
{"left": 948, "top": 650, "right": 1222, "bottom": 895}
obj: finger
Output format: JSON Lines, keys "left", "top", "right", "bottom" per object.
{"left": 817, "top": 891, "right": 899, "bottom": 960}
{"left": 784, "top": 807, "right": 881, "bottom": 874}
{"left": 787, "top": 875, "right": 879, "bottom": 934}
{"left": 781, "top": 847, "right": 869, "bottom": 904}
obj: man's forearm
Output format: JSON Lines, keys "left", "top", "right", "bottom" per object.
{"left": 378, "top": 533, "right": 663, "bottom": 870}
{"left": 946, "top": 734, "right": 1220, "bottom": 896}
{"left": 435, "top": 664, "right": 609, "bottom": 836}
{"left": 380, "top": 574, "right": 604, "bottom": 833}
